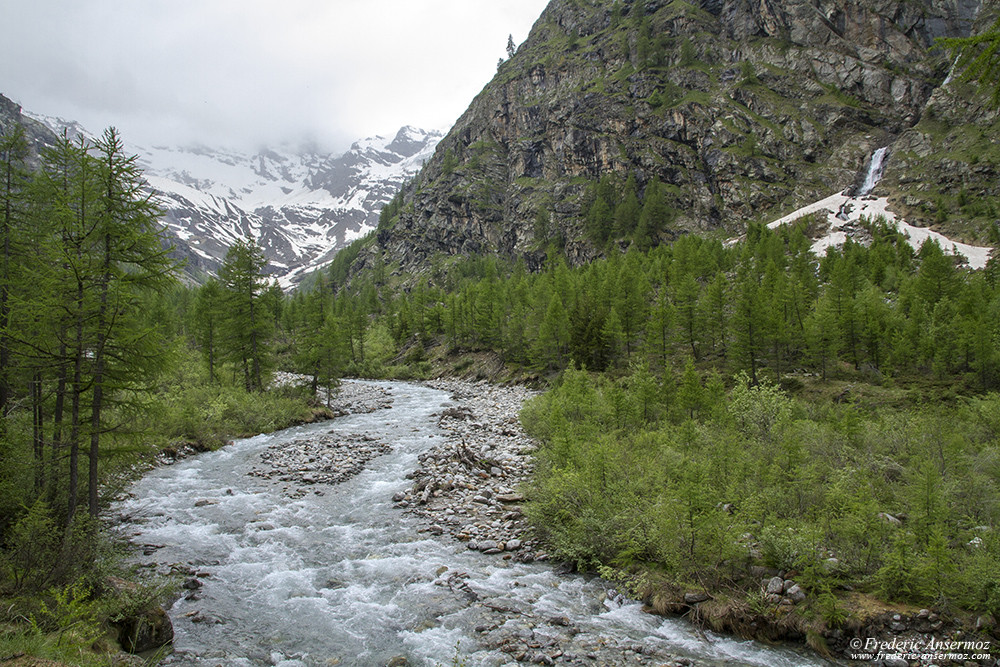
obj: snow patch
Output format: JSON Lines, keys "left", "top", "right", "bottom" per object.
{"left": 768, "top": 192, "right": 993, "bottom": 269}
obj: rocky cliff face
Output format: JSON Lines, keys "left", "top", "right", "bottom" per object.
{"left": 0, "top": 95, "right": 58, "bottom": 166}
{"left": 358, "top": 0, "right": 984, "bottom": 279}
{"left": 882, "top": 1, "right": 1000, "bottom": 245}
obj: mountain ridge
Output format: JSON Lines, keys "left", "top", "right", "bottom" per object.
{"left": 15, "top": 103, "right": 443, "bottom": 288}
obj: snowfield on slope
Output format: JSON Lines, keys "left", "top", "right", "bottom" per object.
{"left": 767, "top": 191, "right": 993, "bottom": 269}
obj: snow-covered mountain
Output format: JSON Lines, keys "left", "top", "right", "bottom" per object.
{"left": 27, "top": 112, "right": 443, "bottom": 288}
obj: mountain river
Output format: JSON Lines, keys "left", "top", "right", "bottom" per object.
{"left": 115, "top": 380, "right": 838, "bottom": 667}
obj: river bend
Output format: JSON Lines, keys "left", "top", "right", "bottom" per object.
{"left": 116, "top": 381, "right": 834, "bottom": 667}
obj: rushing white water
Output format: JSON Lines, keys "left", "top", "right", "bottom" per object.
{"left": 857, "top": 147, "right": 889, "bottom": 196}
{"left": 116, "top": 381, "right": 836, "bottom": 667}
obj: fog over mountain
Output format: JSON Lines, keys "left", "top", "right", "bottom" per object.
{"left": 25, "top": 108, "right": 442, "bottom": 288}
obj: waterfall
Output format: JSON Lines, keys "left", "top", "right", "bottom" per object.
{"left": 858, "top": 146, "right": 889, "bottom": 196}
{"left": 943, "top": 56, "right": 960, "bottom": 86}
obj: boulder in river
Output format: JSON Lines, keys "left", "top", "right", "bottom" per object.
{"left": 116, "top": 605, "right": 174, "bottom": 653}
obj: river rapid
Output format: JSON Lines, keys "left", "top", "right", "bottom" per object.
{"left": 115, "top": 380, "right": 836, "bottom": 667}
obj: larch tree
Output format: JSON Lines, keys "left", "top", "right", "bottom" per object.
{"left": 218, "top": 237, "right": 272, "bottom": 392}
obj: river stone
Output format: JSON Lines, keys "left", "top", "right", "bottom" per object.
{"left": 116, "top": 605, "right": 174, "bottom": 653}
{"left": 684, "top": 592, "right": 711, "bottom": 604}
{"left": 765, "top": 576, "right": 784, "bottom": 595}
{"left": 506, "top": 539, "right": 522, "bottom": 550}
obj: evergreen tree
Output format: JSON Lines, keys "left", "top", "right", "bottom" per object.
{"left": 0, "top": 124, "right": 29, "bottom": 419}
{"left": 673, "top": 272, "right": 701, "bottom": 360}
{"left": 586, "top": 195, "right": 613, "bottom": 246}
{"left": 731, "top": 256, "right": 765, "bottom": 384}
{"left": 218, "top": 237, "right": 272, "bottom": 392}
{"left": 193, "top": 279, "right": 223, "bottom": 382}
{"left": 84, "top": 127, "right": 176, "bottom": 516}
{"left": 676, "top": 357, "right": 704, "bottom": 420}
{"left": 635, "top": 178, "right": 671, "bottom": 250}
{"left": 532, "top": 292, "right": 570, "bottom": 370}
{"left": 614, "top": 174, "right": 640, "bottom": 238}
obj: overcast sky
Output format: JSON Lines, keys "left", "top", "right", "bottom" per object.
{"left": 1, "top": 0, "right": 550, "bottom": 153}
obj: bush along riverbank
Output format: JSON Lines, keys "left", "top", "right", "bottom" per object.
{"left": 513, "top": 367, "right": 1000, "bottom": 664}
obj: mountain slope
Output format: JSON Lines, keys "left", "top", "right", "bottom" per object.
{"left": 350, "top": 0, "right": 989, "bottom": 281}
{"left": 23, "top": 108, "right": 442, "bottom": 287}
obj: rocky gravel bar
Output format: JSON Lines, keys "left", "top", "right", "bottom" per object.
{"left": 247, "top": 381, "right": 396, "bottom": 499}
{"left": 392, "top": 379, "right": 549, "bottom": 564}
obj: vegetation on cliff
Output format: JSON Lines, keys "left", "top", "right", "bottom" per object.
{"left": 357, "top": 0, "right": 979, "bottom": 280}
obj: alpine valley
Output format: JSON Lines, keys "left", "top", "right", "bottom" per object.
{"left": 5, "top": 1, "right": 1000, "bottom": 666}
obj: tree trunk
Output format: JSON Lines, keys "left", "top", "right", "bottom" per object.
{"left": 49, "top": 343, "right": 67, "bottom": 504}
{"left": 88, "top": 234, "right": 111, "bottom": 517}
{"left": 31, "top": 371, "right": 44, "bottom": 494}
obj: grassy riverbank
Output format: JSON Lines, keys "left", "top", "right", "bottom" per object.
{"left": 517, "top": 365, "right": 1000, "bottom": 655}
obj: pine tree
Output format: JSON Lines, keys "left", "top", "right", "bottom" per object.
{"left": 731, "top": 256, "right": 765, "bottom": 385}
{"left": 532, "top": 292, "right": 570, "bottom": 370}
{"left": 676, "top": 357, "right": 703, "bottom": 420}
{"left": 586, "top": 195, "right": 613, "bottom": 246}
{"left": 84, "top": 127, "right": 176, "bottom": 516}
{"left": 673, "top": 272, "right": 701, "bottom": 360}
{"left": 218, "top": 237, "right": 272, "bottom": 392}
{"left": 614, "top": 174, "right": 640, "bottom": 238}
{"left": 0, "top": 124, "right": 29, "bottom": 419}
{"left": 635, "top": 178, "right": 671, "bottom": 250}
{"left": 193, "top": 279, "right": 223, "bottom": 382}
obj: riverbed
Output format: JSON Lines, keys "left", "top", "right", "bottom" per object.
{"left": 114, "top": 380, "right": 836, "bottom": 667}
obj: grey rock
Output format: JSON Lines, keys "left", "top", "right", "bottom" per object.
{"left": 786, "top": 584, "right": 806, "bottom": 603}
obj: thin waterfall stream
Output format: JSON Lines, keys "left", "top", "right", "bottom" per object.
{"left": 115, "top": 380, "right": 837, "bottom": 667}
{"left": 857, "top": 147, "right": 889, "bottom": 197}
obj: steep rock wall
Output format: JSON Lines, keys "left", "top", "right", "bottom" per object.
{"left": 353, "top": 0, "right": 982, "bottom": 280}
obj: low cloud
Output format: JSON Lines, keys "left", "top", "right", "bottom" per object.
{"left": 3, "top": 0, "right": 548, "bottom": 152}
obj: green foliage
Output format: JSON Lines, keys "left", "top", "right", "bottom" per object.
{"left": 523, "top": 364, "right": 1000, "bottom": 612}
{"left": 938, "top": 14, "right": 1000, "bottom": 108}
{"left": 727, "top": 373, "right": 792, "bottom": 442}
{"left": 1, "top": 501, "right": 61, "bottom": 592}
{"left": 217, "top": 237, "right": 275, "bottom": 392}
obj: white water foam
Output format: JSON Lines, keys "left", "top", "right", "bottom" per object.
{"left": 117, "top": 382, "right": 835, "bottom": 666}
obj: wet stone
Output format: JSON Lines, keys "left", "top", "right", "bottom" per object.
{"left": 393, "top": 380, "right": 538, "bottom": 559}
